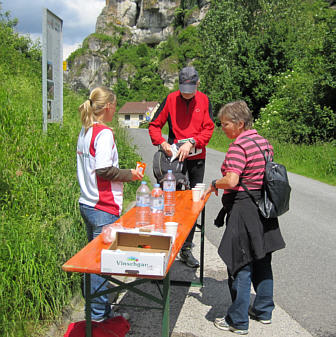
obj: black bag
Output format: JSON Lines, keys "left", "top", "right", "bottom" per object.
{"left": 240, "top": 137, "right": 291, "bottom": 218}
{"left": 152, "top": 148, "right": 190, "bottom": 189}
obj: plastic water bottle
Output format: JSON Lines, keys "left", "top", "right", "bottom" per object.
{"left": 163, "top": 170, "right": 176, "bottom": 216}
{"left": 135, "top": 181, "right": 150, "bottom": 227}
{"left": 150, "top": 184, "right": 164, "bottom": 231}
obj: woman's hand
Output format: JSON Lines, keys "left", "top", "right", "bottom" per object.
{"left": 202, "top": 185, "right": 218, "bottom": 199}
{"left": 131, "top": 168, "right": 144, "bottom": 181}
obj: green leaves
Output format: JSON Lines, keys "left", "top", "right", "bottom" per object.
{"left": 198, "top": 0, "right": 336, "bottom": 144}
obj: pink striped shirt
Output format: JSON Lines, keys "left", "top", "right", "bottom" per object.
{"left": 221, "top": 129, "right": 273, "bottom": 193}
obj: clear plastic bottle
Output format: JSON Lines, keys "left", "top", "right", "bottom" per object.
{"left": 163, "top": 169, "right": 176, "bottom": 216}
{"left": 150, "top": 184, "right": 164, "bottom": 231}
{"left": 135, "top": 181, "right": 151, "bottom": 227}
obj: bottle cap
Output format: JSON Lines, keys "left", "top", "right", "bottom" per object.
{"left": 141, "top": 181, "right": 147, "bottom": 184}
{"left": 154, "top": 183, "right": 160, "bottom": 187}
{"left": 168, "top": 170, "right": 172, "bottom": 173}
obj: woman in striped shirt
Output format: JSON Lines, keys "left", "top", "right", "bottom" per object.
{"left": 205, "top": 100, "right": 285, "bottom": 335}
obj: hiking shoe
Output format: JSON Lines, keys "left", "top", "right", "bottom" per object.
{"left": 214, "top": 317, "right": 248, "bottom": 335}
{"left": 92, "top": 315, "right": 110, "bottom": 323}
{"left": 248, "top": 307, "right": 272, "bottom": 324}
{"left": 179, "top": 248, "right": 200, "bottom": 268}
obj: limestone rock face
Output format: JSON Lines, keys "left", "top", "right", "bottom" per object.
{"left": 65, "top": 53, "right": 110, "bottom": 92}
{"left": 65, "top": 0, "right": 210, "bottom": 91}
{"left": 65, "top": 33, "right": 119, "bottom": 90}
{"left": 158, "top": 55, "right": 179, "bottom": 90}
{"left": 185, "top": 1, "right": 210, "bottom": 26}
{"left": 97, "top": 0, "right": 179, "bottom": 44}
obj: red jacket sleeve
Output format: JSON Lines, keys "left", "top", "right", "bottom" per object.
{"left": 194, "top": 98, "right": 214, "bottom": 148}
{"left": 148, "top": 97, "right": 169, "bottom": 146}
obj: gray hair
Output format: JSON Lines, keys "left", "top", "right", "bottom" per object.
{"left": 217, "top": 100, "right": 253, "bottom": 129}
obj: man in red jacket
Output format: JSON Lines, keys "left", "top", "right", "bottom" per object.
{"left": 149, "top": 66, "right": 215, "bottom": 268}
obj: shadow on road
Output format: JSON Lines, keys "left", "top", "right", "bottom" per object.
{"left": 114, "top": 259, "right": 232, "bottom": 337}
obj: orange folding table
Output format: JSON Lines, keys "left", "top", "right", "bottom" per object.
{"left": 62, "top": 190, "right": 210, "bottom": 337}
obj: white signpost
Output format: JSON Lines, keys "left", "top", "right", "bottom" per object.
{"left": 42, "top": 8, "right": 63, "bottom": 133}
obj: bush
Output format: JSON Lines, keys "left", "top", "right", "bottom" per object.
{"left": 255, "top": 65, "right": 336, "bottom": 143}
{"left": 198, "top": 0, "right": 336, "bottom": 144}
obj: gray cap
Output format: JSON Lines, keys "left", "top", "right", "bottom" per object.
{"left": 179, "top": 66, "right": 199, "bottom": 94}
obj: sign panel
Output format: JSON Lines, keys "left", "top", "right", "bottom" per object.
{"left": 42, "top": 8, "right": 63, "bottom": 132}
{"left": 146, "top": 110, "right": 151, "bottom": 121}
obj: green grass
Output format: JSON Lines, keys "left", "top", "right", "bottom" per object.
{"left": 208, "top": 126, "right": 336, "bottom": 186}
{"left": 163, "top": 123, "right": 336, "bottom": 185}
{"left": 271, "top": 140, "right": 336, "bottom": 185}
{"left": 0, "top": 77, "right": 144, "bottom": 337}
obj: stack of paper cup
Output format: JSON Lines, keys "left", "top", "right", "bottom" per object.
{"left": 192, "top": 187, "right": 202, "bottom": 202}
{"left": 195, "top": 183, "right": 206, "bottom": 198}
{"left": 164, "top": 222, "right": 179, "bottom": 238}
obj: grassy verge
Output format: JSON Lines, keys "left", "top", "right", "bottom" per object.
{"left": 208, "top": 126, "right": 336, "bottom": 186}
{"left": 163, "top": 124, "right": 336, "bottom": 185}
{"left": 0, "top": 73, "right": 144, "bottom": 336}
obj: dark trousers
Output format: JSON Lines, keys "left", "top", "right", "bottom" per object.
{"left": 226, "top": 253, "right": 274, "bottom": 330}
{"left": 181, "top": 159, "right": 205, "bottom": 250}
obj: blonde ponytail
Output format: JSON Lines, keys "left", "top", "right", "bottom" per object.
{"left": 78, "top": 87, "right": 116, "bottom": 133}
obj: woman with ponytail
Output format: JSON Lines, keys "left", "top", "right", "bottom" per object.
{"left": 77, "top": 86, "right": 143, "bottom": 322}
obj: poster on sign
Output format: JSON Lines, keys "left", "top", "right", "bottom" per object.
{"left": 42, "top": 8, "right": 63, "bottom": 133}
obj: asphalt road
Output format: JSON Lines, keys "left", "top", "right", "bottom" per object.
{"left": 126, "top": 128, "right": 336, "bottom": 337}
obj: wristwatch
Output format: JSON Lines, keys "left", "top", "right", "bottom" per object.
{"left": 212, "top": 179, "right": 218, "bottom": 190}
{"left": 188, "top": 138, "right": 196, "bottom": 146}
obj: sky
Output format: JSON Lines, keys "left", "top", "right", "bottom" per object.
{"left": 1, "top": 0, "right": 106, "bottom": 60}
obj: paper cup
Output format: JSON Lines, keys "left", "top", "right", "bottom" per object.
{"left": 192, "top": 187, "right": 202, "bottom": 202}
{"left": 195, "top": 184, "right": 206, "bottom": 197}
{"left": 164, "top": 222, "right": 178, "bottom": 237}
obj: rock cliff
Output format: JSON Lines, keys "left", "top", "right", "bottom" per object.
{"left": 65, "top": 0, "right": 210, "bottom": 91}
{"left": 96, "top": 0, "right": 209, "bottom": 44}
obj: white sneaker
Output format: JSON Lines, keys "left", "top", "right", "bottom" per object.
{"left": 214, "top": 317, "right": 248, "bottom": 335}
{"left": 117, "top": 312, "right": 130, "bottom": 321}
{"left": 248, "top": 307, "right": 272, "bottom": 324}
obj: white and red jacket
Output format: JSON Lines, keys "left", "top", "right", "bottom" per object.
{"left": 149, "top": 90, "right": 214, "bottom": 160}
{"left": 77, "top": 123, "right": 123, "bottom": 216}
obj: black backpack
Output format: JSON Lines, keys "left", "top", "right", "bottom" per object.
{"left": 240, "top": 137, "right": 291, "bottom": 218}
{"left": 152, "top": 148, "right": 190, "bottom": 189}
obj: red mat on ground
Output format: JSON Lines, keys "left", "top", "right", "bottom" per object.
{"left": 63, "top": 316, "right": 130, "bottom": 337}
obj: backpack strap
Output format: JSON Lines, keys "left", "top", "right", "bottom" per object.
{"left": 239, "top": 179, "right": 259, "bottom": 204}
{"left": 238, "top": 136, "right": 270, "bottom": 202}
{"left": 242, "top": 136, "right": 272, "bottom": 162}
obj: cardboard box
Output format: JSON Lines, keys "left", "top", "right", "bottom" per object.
{"left": 101, "top": 231, "right": 172, "bottom": 276}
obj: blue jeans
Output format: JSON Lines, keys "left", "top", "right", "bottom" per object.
{"left": 226, "top": 254, "right": 274, "bottom": 330}
{"left": 79, "top": 203, "right": 119, "bottom": 320}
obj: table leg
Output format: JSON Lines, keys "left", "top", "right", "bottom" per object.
{"left": 200, "top": 208, "right": 205, "bottom": 285}
{"left": 162, "top": 271, "right": 170, "bottom": 337}
{"left": 84, "top": 273, "right": 92, "bottom": 337}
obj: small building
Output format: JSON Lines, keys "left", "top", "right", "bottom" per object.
{"left": 118, "top": 101, "right": 159, "bottom": 128}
